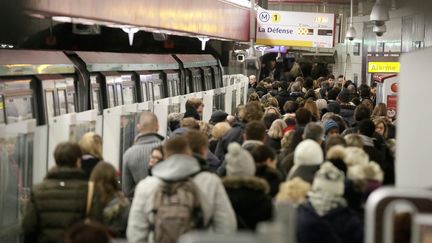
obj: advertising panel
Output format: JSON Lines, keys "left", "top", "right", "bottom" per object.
{"left": 256, "top": 9, "right": 335, "bottom": 48}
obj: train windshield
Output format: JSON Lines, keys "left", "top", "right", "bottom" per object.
{"left": 5, "top": 96, "right": 33, "bottom": 123}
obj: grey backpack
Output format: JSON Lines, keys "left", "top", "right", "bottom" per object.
{"left": 152, "top": 178, "right": 205, "bottom": 243}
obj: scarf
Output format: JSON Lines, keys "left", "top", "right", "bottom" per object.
{"left": 308, "top": 191, "right": 347, "bottom": 216}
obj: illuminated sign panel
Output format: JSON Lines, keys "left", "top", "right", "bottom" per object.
{"left": 256, "top": 9, "right": 335, "bottom": 48}
{"left": 368, "top": 62, "right": 400, "bottom": 73}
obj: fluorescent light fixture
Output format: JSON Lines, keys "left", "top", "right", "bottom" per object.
{"left": 52, "top": 16, "right": 72, "bottom": 23}
{"left": 197, "top": 36, "right": 210, "bottom": 51}
{"left": 122, "top": 27, "right": 139, "bottom": 46}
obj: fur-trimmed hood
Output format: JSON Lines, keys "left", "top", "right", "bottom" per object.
{"left": 222, "top": 176, "right": 270, "bottom": 194}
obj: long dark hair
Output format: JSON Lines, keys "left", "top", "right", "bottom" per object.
{"left": 90, "top": 162, "right": 119, "bottom": 204}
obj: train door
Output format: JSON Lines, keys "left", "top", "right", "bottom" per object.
{"left": 211, "top": 66, "right": 223, "bottom": 88}
{"left": 90, "top": 74, "right": 103, "bottom": 115}
{"left": 163, "top": 70, "right": 181, "bottom": 97}
{"left": 119, "top": 73, "right": 137, "bottom": 105}
{"left": 0, "top": 118, "right": 36, "bottom": 242}
{"left": 200, "top": 67, "right": 214, "bottom": 91}
{"left": 188, "top": 68, "right": 204, "bottom": 92}
{"left": 0, "top": 79, "right": 34, "bottom": 125}
{"left": 184, "top": 70, "right": 192, "bottom": 94}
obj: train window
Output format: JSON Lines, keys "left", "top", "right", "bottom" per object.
{"left": 5, "top": 96, "right": 33, "bottom": 123}
{"left": 92, "top": 89, "right": 102, "bottom": 114}
{"left": 240, "top": 86, "right": 245, "bottom": 105}
{"left": 154, "top": 83, "right": 161, "bottom": 100}
{"left": 186, "top": 72, "right": 192, "bottom": 93}
{"left": 67, "top": 92, "right": 76, "bottom": 113}
{"left": 166, "top": 80, "right": 172, "bottom": 97}
{"left": 123, "top": 86, "right": 135, "bottom": 105}
{"left": 148, "top": 83, "right": 154, "bottom": 101}
{"left": 196, "top": 76, "right": 203, "bottom": 91}
{"left": 173, "top": 79, "right": 179, "bottom": 96}
{"left": 116, "top": 84, "right": 123, "bottom": 106}
{"left": 0, "top": 95, "right": 5, "bottom": 124}
{"left": 231, "top": 89, "right": 237, "bottom": 116}
{"left": 141, "top": 83, "right": 148, "bottom": 102}
{"left": 107, "top": 85, "right": 116, "bottom": 108}
{"left": 45, "top": 91, "right": 56, "bottom": 118}
{"left": 58, "top": 89, "right": 67, "bottom": 115}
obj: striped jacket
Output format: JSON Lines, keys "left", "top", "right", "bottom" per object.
{"left": 122, "top": 133, "right": 164, "bottom": 199}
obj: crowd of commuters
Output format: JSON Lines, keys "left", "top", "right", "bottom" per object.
{"left": 22, "top": 71, "right": 397, "bottom": 243}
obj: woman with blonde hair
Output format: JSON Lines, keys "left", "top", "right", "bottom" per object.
{"left": 89, "top": 162, "right": 130, "bottom": 237}
{"left": 304, "top": 99, "right": 320, "bottom": 121}
{"left": 79, "top": 132, "right": 103, "bottom": 178}
{"left": 209, "top": 122, "right": 231, "bottom": 153}
{"left": 372, "top": 103, "right": 387, "bottom": 118}
{"left": 267, "top": 119, "right": 287, "bottom": 151}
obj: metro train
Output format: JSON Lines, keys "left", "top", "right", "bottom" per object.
{"left": 0, "top": 50, "right": 249, "bottom": 235}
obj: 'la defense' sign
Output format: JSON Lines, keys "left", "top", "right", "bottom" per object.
{"left": 256, "top": 9, "right": 335, "bottom": 48}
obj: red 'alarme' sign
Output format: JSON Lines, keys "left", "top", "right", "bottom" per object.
{"left": 387, "top": 95, "right": 397, "bottom": 119}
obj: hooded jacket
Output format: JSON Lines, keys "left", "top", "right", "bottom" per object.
{"left": 215, "top": 122, "right": 245, "bottom": 161}
{"left": 22, "top": 167, "right": 88, "bottom": 243}
{"left": 297, "top": 202, "right": 363, "bottom": 243}
{"left": 255, "top": 164, "right": 284, "bottom": 197}
{"left": 126, "top": 154, "right": 237, "bottom": 243}
{"left": 276, "top": 90, "right": 290, "bottom": 113}
{"left": 222, "top": 176, "right": 272, "bottom": 230}
{"left": 122, "top": 133, "right": 164, "bottom": 199}
{"left": 339, "top": 104, "right": 356, "bottom": 127}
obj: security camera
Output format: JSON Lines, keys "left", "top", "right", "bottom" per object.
{"left": 346, "top": 25, "right": 357, "bottom": 41}
{"left": 236, "top": 54, "right": 245, "bottom": 62}
{"left": 373, "top": 24, "right": 386, "bottom": 37}
{"left": 370, "top": 0, "right": 389, "bottom": 26}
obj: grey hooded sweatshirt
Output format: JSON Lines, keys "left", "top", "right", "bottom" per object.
{"left": 126, "top": 154, "right": 237, "bottom": 243}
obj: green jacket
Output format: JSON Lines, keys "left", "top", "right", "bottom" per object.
{"left": 22, "top": 167, "right": 88, "bottom": 243}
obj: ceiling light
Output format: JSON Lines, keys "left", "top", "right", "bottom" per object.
{"left": 197, "top": 36, "right": 210, "bottom": 51}
{"left": 122, "top": 27, "right": 139, "bottom": 46}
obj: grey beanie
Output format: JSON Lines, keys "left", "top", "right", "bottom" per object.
{"left": 225, "top": 143, "right": 256, "bottom": 176}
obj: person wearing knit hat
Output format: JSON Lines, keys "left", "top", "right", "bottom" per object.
{"left": 323, "top": 119, "right": 340, "bottom": 138}
{"left": 225, "top": 143, "right": 256, "bottom": 176}
{"left": 315, "top": 99, "right": 328, "bottom": 111}
{"left": 222, "top": 142, "right": 272, "bottom": 230}
{"left": 210, "top": 110, "right": 228, "bottom": 125}
{"left": 287, "top": 139, "right": 323, "bottom": 184}
{"left": 296, "top": 162, "right": 363, "bottom": 243}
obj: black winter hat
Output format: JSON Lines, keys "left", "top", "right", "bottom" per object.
{"left": 327, "top": 101, "right": 341, "bottom": 114}
{"left": 210, "top": 110, "right": 228, "bottom": 124}
{"left": 338, "top": 90, "right": 351, "bottom": 103}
